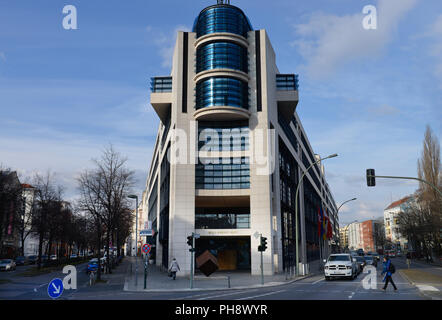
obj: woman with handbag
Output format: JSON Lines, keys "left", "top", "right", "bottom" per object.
{"left": 168, "top": 258, "right": 180, "bottom": 280}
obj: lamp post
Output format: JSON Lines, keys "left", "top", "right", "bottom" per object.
{"left": 336, "top": 198, "right": 357, "bottom": 251}
{"left": 294, "top": 153, "right": 338, "bottom": 277}
{"left": 128, "top": 194, "right": 138, "bottom": 287}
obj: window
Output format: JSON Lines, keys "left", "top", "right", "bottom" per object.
{"left": 197, "top": 42, "right": 248, "bottom": 74}
{"left": 193, "top": 6, "right": 253, "bottom": 38}
{"left": 196, "top": 77, "right": 249, "bottom": 110}
{"left": 198, "top": 120, "right": 249, "bottom": 151}
{"left": 195, "top": 207, "right": 250, "bottom": 229}
{"left": 196, "top": 157, "right": 250, "bottom": 189}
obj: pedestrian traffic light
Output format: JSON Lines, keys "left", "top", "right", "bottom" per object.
{"left": 187, "top": 235, "right": 195, "bottom": 252}
{"left": 366, "top": 169, "right": 376, "bottom": 187}
{"left": 258, "top": 236, "right": 268, "bottom": 252}
{"left": 187, "top": 235, "right": 193, "bottom": 247}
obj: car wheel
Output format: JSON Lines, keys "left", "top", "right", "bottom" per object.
{"left": 325, "top": 276, "right": 330, "bottom": 281}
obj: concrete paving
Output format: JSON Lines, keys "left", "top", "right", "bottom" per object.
{"left": 123, "top": 257, "right": 320, "bottom": 292}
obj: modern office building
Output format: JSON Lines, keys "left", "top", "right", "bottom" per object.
{"left": 143, "top": 0, "right": 338, "bottom": 276}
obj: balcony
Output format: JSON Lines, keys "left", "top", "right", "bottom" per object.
{"left": 276, "top": 74, "right": 299, "bottom": 119}
{"left": 150, "top": 77, "right": 172, "bottom": 123}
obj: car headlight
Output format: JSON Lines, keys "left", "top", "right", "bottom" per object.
{"left": 347, "top": 266, "right": 352, "bottom": 269}
{"left": 324, "top": 266, "right": 328, "bottom": 270}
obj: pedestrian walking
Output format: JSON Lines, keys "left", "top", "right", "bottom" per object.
{"left": 406, "top": 252, "right": 411, "bottom": 269}
{"left": 381, "top": 256, "right": 397, "bottom": 291}
{"left": 168, "top": 258, "right": 180, "bottom": 280}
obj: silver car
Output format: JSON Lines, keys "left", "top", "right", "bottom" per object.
{"left": 0, "top": 259, "right": 16, "bottom": 271}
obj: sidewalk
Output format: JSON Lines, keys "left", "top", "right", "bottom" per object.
{"left": 399, "top": 269, "right": 442, "bottom": 300}
{"left": 124, "top": 257, "right": 321, "bottom": 292}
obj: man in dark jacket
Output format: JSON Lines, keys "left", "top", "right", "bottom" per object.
{"left": 381, "top": 256, "right": 397, "bottom": 291}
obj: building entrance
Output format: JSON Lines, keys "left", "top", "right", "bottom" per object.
{"left": 195, "top": 236, "right": 250, "bottom": 271}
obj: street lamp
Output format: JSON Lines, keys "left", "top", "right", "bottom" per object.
{"left": 128, "top": 194, "right": 138, "bottom": 287}
{"left": 294, "top": 153, "right": 338, "bottom": 277}
{"left": 337, "top": 198, "right": 357, "bottom": 213}
{"left": 336, "top": 198, "right": 357, "bottom": 251}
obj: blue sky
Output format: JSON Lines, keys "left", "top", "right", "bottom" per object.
{"left": 0, "top": 0, "right": 441, "bottom": 224}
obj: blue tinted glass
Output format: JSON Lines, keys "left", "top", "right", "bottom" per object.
{"left": 196, "top": 77, "right": 249, "bottom": 110}
{"left": 193, "top": 6, "right": 253, "bottom": 38}
{"left": 195, "top": 157, "right": 250, "bottom": 189}
{"left": 197, "top": 42, "right": 248, "bottom": 73}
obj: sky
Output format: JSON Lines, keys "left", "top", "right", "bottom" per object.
{"left": 0, "top": 0, "right": 441, "bottom": 225}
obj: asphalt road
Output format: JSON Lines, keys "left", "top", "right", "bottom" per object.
{"left": 0, "top": 256, "right": 435, "bottom": 300}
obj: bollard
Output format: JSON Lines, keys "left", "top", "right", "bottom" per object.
{"left": 227, "top": 276, "right": 230, "bottom": 288}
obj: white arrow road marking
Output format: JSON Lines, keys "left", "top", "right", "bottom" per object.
{"left": 52, "top": 283, "right": 61, "bottom": 294}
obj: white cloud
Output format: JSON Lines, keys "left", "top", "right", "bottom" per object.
{"left": 291, "top": 0, "right": 418, "bottom": 79}
{"left": 147, "top": 25, "right": 190, "bottom": 69}
{"left": 368, "top": 104, "right": 400, "bottom": 116}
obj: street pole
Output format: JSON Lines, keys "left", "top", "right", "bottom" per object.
{"left": 128, "top": 195, "right": 139, "bottom": 288}
{"left": 144, "top": 251, "right": 147, "bottom": 289}
{"left": 369, "top": 175, "right": 442, "bottom": 199}
{"left": 294, "top": 153, "right": 338, "bottom": 277}
{"left": 190, "top": 232, "right": 195, "bottom": 289}
{"left": 260, "top": 234, "right": 264, "bottom": 285}
{"left": 135, "top": 197, "right": 138, "bottom": 287}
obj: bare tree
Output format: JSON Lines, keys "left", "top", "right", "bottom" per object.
{"left": 416, "top": 125, "right": 441, "bottom": 257}
{"left": 373, "top": 218, "right": 386, "bottom": 251}
{"left": 77, "top": 145, "right": 135, "bottom": 276}
{"left": 0, "top": 168, "right": 23, "bottom": 257}
{"left": 31, "top": 171, "right": 63, "bottom": 269}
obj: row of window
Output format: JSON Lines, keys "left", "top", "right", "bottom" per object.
{"left": 195, "top": 77, "right": 249, "bottom": 110}
{"left": 196, "top": 157, "right": 250, "bottom": 189}
{"left": 151, "top": 77, "right": 172, "bottom": 93}
{"left": 276, "top": 74, "right": 299, "bottom": 91}
{"left": 198, "top": 121, "right": 249, "bottom": 151}
{"left": 197, "top": 42, "right": 248, "bottom": 74}
{"left": 193, "top": 6, "right": 253, "bottom": 38}
{"left": 195, "top": 207, "right": 250, "bottom": 229}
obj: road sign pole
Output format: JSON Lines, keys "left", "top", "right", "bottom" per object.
{"left": 190, "top": 233, "right": 195, "bottom": 289}
{"left": 260, "top": 234, "right": 264, "bottom": 285}
{"left": 144, "top": 253, "right": 147, "bottom": 289}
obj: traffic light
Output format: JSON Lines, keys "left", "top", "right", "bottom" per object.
{"left": 187, "top": 235, "right": 195, "bottom": 252}
{"left": 366, "top": 169, "right": 376, "bottom": 187}
{"left": 258, "top": 236, "right": 268, "bottom": 252}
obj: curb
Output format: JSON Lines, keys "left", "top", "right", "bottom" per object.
{"left": 123, "top": 272, "right": 318, "bottom": 293}
{"left": 399, "top": 270, "right": 440, "bottom": 301}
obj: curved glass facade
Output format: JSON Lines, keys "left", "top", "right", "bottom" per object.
{"left": 193, "top": 5, "right": 253, "bottom": 38}
{"left": 196, "top": 77, "right": 249, "bottom": 110}
{"left": 197, "top": 42, "right": 248, "bottom": 74}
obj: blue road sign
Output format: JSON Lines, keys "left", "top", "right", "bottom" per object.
{"left": 48, "top": 278, "right": 64, "bottom": 299}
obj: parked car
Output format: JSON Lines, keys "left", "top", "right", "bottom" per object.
{"left": 27, "top": 255, "right": 38, "bottom": 265}
{"left": 86, "top": 258, "right": 105, "bottom": 274}
{"left": 70, "top": 254, "right": 78, "bottom": 259}
{"left": 364, "top": 255, "right": 377, "bottom": 267}
{"left": 373, "top": 253, "right": 381, "bottom": 261}
{"left": 357, "top": 249, "right": 365, "bottom": 256}
{"left": 15, "top": 256, "right": 28, "bottom": 266}
{"left": 354, "top": 256, "right": 366, "bottom": 273}
{"left": 0, "top": 259, "right": 16, "bottom": 271}
{"left": 50, "top": 255, "right": 57, "bottom": 261}
{"left": 323, "top": 254, "right": 358, "bottom": 280}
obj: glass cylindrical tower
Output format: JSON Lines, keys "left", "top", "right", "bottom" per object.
{"left": 193, "top": 3, "right": 252, "bottom": 112}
